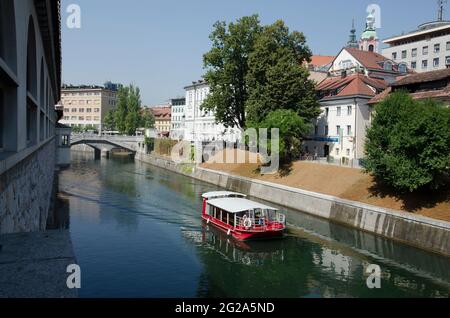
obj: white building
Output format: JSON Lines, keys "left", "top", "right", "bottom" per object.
{"left": 382, "top": 20, "right": 450, "bottom": 73}
{"left": 303, "top": 46, "right": 406, "bottom": 165}
{"left": 183, "top": 80, "right": 240, "bottom": 143}
{"left": 169, "top": 98, "right": 186, "bottom": 140}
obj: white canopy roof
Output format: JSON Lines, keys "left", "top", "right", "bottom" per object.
{"left": 207, "top": 197, "right": 278, "bottom": 214}
{"left": 202, "top": 191, "right": 246, "bottom": 199}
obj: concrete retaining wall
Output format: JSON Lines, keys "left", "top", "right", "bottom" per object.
{"left": 0, "top": 140, "right": 56, "bottom": 234}
{"left": 135, "top": 153, "right": 450, "bottom": 256}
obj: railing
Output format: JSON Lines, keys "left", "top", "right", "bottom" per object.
{"left": 234, "top": 212, "right": 286, "bottom": 232}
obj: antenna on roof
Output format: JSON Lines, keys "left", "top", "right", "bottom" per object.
{"left": 438, "top": 0, "right": 447, "bottom": 21}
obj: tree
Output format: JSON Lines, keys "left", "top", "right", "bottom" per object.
{"left": 255, "top": 109, "right": 311, "bottom": 163}
{"left": 140, "top": 109, "right": 155, "bottom": 129}
{"left": 114, "top": 86, "right": 129, "bottom": 134}
{"left": 365, "top": 91, "right": 450, "bottom": 192}
{"left": 246, "top": 20, "right": 320, "bottom": 123}
{"left": 104, "top": 109, "right": 116, "bottom": 131}
{"left": 124, "top": 85, "right": 142, "bottom": 135}
{"left": 203, "top": 15, "right": 262, "bottom": 129}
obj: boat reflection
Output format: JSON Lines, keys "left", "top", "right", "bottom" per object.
{"left": 191, "top": 223, "right": 286, "bottom": 266}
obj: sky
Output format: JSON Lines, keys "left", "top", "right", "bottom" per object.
{"left": 61, "top": 0, "right": 438, "bottom": 106}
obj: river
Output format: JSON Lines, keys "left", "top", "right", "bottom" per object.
{"left": 56, "top": 152, "right": 450, "bottom": 298}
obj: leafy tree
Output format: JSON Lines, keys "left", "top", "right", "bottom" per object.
{"left": 140, "top": 109, "right": 155, "bottom": 129}
{"left": 104, "top": 109, "right": 116, "bottom": 131}
{"left": 365, "top": 91, "right": 450, "bottom": 192}
{"left": 203, "top": 15, "right": 262, "bottom": 129}
{"left": 114, "top": 86, "right": 129, "bottom": 134}
{"left": 124, "top": 85, "right": 142, "bottom": 135}
{"left": 254, "top": 109, "right": 311, "bottom": 163}
{"left": 246, "top": 20, "right": 320, "bottom": 123}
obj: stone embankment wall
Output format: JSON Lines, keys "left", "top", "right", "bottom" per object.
{"left": 135, "top": 153, "right": 450, "bottom": 256}
{"left": 0, "top": 140, "right": 56, "bottom": 234}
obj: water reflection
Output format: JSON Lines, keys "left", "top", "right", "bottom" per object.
{"left": 59, "top": 152, "right": 450, "bottom": 298}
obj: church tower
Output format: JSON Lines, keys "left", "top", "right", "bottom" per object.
{"left": 347, "top": 19, "right": 359, "bottom": 48}
{"left": 359, "top": 12, "right": 379, "bottom": 52}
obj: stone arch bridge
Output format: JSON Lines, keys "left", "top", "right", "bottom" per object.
{"left": 70, "top": 134, "right": 145, "bottom": 158}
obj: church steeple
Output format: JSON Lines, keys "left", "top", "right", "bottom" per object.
{"left": 359, "top": 12, "right": 379, "bottom": 52}
{"left": 347, "top": 19, "right": 359, "bottom": 48}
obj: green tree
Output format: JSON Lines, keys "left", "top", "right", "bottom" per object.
{"left": 114, "top": 86, "right": 129, "bottom": 134}
{"left": 104, "top": 109, "right": 116, "bottom": 131}
{"left": 140, "top": 109, "right": 155, "bottom": 129}
{"left": 203, "top": 15, "right": 262, "bottom": 129}
{"left": 246, "top": 20, "right": 320, "bottom": 123}
{"left": 124, "top": 84, "right": 142, "bottom": 135}
{"left": 365, "top": 91, "right": 450, "bottom": 192}
{"left": 254, "top": 109, "right": 311, "bottom": 163}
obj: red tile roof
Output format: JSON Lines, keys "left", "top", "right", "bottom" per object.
{"left": 345, "top": 47, "right": 390, "bottom": 71}
{"left": 308, "top": 55, "right": 335, "bottom": 67}
{"left": 392, "top": 68, "right": 450, "bottom": 86}
{"left": 150, "top": 107, "right": 171, "bottom": 120}
{"left": 317, "top": 73, "right": 388, "bottom": 100}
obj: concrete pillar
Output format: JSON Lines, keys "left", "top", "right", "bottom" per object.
{"left": 101, "top": 149, "right": 110, "bottom": 158}
{"left": 94, "top": 148, "right": 101, "bottom": 160}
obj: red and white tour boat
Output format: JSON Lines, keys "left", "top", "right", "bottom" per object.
{"left": 201, "top": 191, "right": 286, "bottom": 241}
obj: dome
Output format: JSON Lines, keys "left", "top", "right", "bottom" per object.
{"left": 361, "top": 30, "right": 378, "bottom": 40}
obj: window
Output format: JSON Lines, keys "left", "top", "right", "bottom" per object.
{"left": 325, "top": 107, "right": 329, "bottom": 117}
{"left": 346, "top": 149, "right": 350, "bottom": 157}
{"left": 347, "top": 125, "right": 352, "bottom": 135}
{"left": 384, "top": 61, "right": 393, "bottom": 71}
{"left": 71, "top": 108, "right": 77, "bottom": 112}
{"left": 26, "top": 102, "right": 37, "bottom": 146}
{"left": 336, "top": 148, "right": 340, "bottom": 156}
{"left": 401, "top": 50, "right": 407, "bottom": 59}
{"left": 412, "top": 48, "right": 417, "bottom": 57}
{"left": 422, "top": 60, "right": 428, "bottom": 69}
{"left": 398, "top": 63, "right": 407, "bottom": 73}
{"left": 434, "top": 58, "right": 440, "bottom": 68}
{"left": 324, "top": 125, "right": 329, "bottom": 136}
{"left": 86, "top": 116, "right": 91, "bottom": 121}
{"left": 337, "top": 107, "right": 341, "bottom": 116}
{"left": 71, "top": 116, "right": 77, "bottom": 120}
{"left": 411, "top": 61, "right": 417, "bottom": 69}
{"left": 314, "top": 125, "right": 318, "bottom": 135}
{"left": 64, "top": 108, "right": 69, "bottom": 112}
{"left": 336, "top": 125, "right": 341, "bottom": 135}
{"left": 79, "top": 108, "right": 84, "bottom": 112}
{"left": 434, "top": 44, "right": 440, "bottom": 53}
{"left": 79, "top": 116, "right": 84, "bottom": 120}
{"left": 391, "top": 52, "right": 397, "bottom": 60}
{"left": 86, "top": 108, "right": 92, "bottom": 112}
{"left": 347, "top": 106, "right": 352, "bottom": 116}
{"left": 446, "top": 56, "right": 450, "bottom": 66}
{"left": 447, "top": 42, "right": 450, "bottom": 51}
{"left": 62, "top": 135, "right": 70, "bottom": 146}
{"left": 94, "top": 108, "right": 100, "bottom": 113}
{"left": 423, "top": 46, "right": 429, "bottom": 55}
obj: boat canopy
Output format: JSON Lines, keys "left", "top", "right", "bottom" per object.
{"left": 207, "top": 197, "right": 278, "bottom": 214}
{"left": 202, "top": 191, "right": 246, "bottom": 200}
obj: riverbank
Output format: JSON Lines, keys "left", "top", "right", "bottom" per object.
{"left": 0, "top": 230, "right": 77, "bottom": 298}
{"left": 135, "top": 152, "right": 450, "bottom": 257}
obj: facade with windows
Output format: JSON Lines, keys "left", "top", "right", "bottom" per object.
{"left": 0, "top": 0, "right": 62, "bottom": 233}
{"left": 169, "top": 98, "right": 186, "bottom": 140}
{"left": 59, "top": 85, "right": 118, "bottom": 132}
{"left": 183, "top": 80, "right": 241, "bottom": 143}
{"left": 382, "top": 21, "right": 450, "bottom": 73}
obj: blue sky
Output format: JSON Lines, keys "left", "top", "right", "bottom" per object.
{"left": 61, "top": 0, "right": 438, "bottom": 105}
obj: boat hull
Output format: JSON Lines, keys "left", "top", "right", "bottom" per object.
{"left": 202, "top": 215, "right": 285, "bottom": 241}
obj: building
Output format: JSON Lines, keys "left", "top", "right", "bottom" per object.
{"left": 369, "top": 68, "right": 450, "bottom": 106}
{"left": 303, "top": 46, "right": 407, "bottom": 165}
{"left": 183, "top": 80, "right": 241, "bottom": 143}
{"left": 382, "top": 4, "right": 450, "bottom": 73}
{"left": 59, "top": 84, "right": 118, "bottom": 132}
{"left": 0, "top": 0, "right": 61, "bottom": 233}
{"left": 151, "top": 105, "right": 171, "bottom": 136}
{"left": 169, "top": 98, "right": 186, "bottom": 140}
{"left": 305, "top": 55, "right": 335, "bottom": 84}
